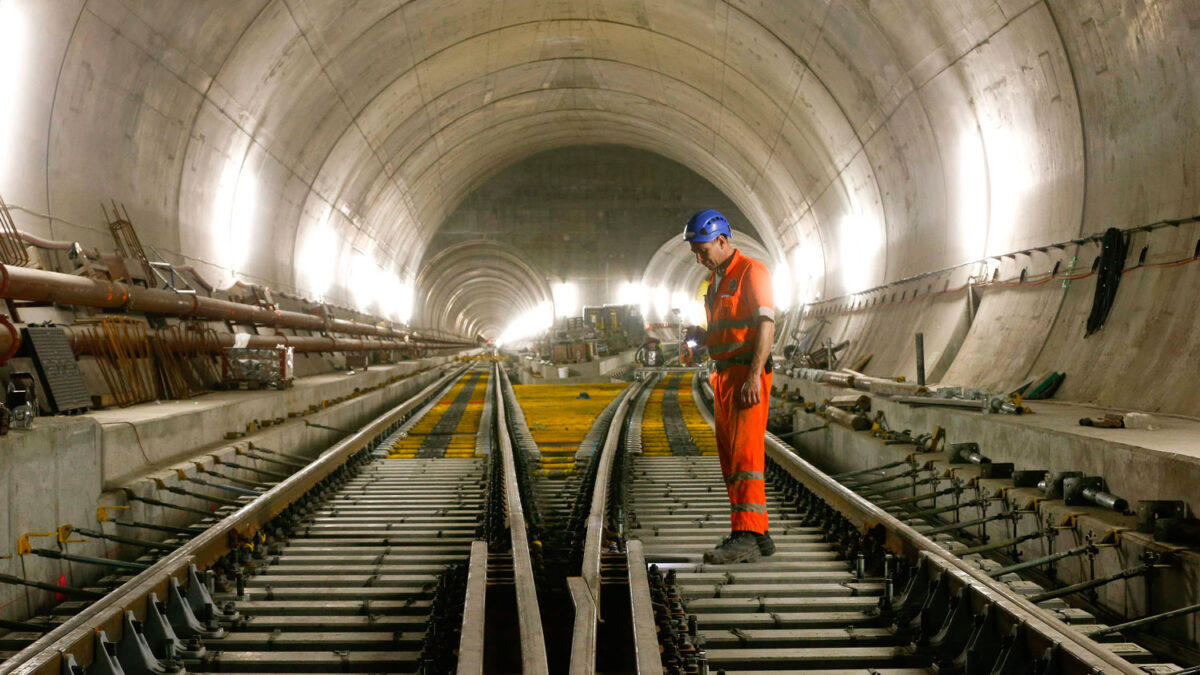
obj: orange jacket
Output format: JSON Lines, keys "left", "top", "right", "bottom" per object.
{"left": 703, "top": 249, "right": 774, "bottom": 363}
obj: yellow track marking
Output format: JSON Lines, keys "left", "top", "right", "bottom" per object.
{"left": 389, "top": 372, "right": 489, "bottom": 459}
{"left": 640, "top": 374, "right": 717, "bottom": 457}
{"left": 512, "top": 383, "right": 628, "bottom": 473}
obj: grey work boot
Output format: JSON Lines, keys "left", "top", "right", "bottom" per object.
{"left": 757, "top": 531, "right": 776, "bottom": 557}
{"left": 703, "top": 531, "right": 762, "bottom": 564}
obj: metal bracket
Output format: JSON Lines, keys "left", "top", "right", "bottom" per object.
{"left": 18, "top": 531, "right": 62, "bottom": 554}
{"left": 97, "top": 505, "right": 130, "bottom": 523}
{"left": 56, "top": 525, "right": 86, "bottom": 545}
{"left": 1057, "top": 513, "right": 1082, "bottom": 530}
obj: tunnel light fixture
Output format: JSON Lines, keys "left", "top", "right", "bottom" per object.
{"left": 301, "top": 213, "right": 339, "bottom": 298}
{"left": 552, "top": 282, "right": 579, "bottom": 318}
{"left": 376, "top": 272, "right": 414, "bottom": 325}
{"left": 957, "top": 133, "right": 990, "bottom": 260}
{"left": 791, "top": 247, "right": 820, "bottom": 307}
{"left": 377, "top": 267, "right": 402, "bottom": 319}
{"left": 396, "top": 279, "right": 414, "bottom": 324}
{"left": 230, "top": 167, "right": 256, "bottom": 271}
{"left": 498, "top": 300, "right": 553, "bottom": 347}
{"left": 210, "top": 161, "right": 239, "bottom": 273}
{"left": 617, "top": 281, "right": 644, "bottom": 307}
{"left": 670, "top": 290, "right": 690, "bottom": 316}
{"left": 349, "top": 251, "right": 381, "bottom": 312}
{"left": 839, "top": 213, "right": 880, "bottom": 294}
{"left": 211, "top": 159, "right": 256, "bottom": 279}
{"left": 981, "top": 127, "right": 1032, "bottom": 256}
{"left": 773, "top": 257, "right": 792, "bottom": 312}
{"left": 652, "top": 285, "right": 670, "bottom": 320}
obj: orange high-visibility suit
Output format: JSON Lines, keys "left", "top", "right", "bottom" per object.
{"left": 704, "top": 249, "right": 774, "bottom": 534}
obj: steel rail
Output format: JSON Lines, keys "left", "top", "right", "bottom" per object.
{"left": 625, "top": 540, "right": 665, "bottom": 675}
{"left": 568, "top": 379, "right": 642, "bottom": 675}
{"left": 491, "top": 362, "right": 550, "bottom": 675}
{"left": 697, "top": 380, "right": 1142, "bottom": 675}
{"left": 0, "top": 363, "right": 468, "bottom": 675}
{"left": 456, "top": 540, "right": 488, "bottom": 675}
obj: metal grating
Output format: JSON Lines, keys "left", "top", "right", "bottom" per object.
{"left": 22, "top": 325, "right": 91, "bottom": 414}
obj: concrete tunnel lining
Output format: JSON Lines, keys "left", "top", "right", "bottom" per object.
{"left": 1, "top": 0, "right": 1200, "bottom": 663}
{"left": 0, "top": 0, "right": 1195, "bottom": 411}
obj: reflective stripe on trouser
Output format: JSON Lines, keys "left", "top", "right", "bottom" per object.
{"left": 709, "top": 364, "right": 772, "bottom": 534}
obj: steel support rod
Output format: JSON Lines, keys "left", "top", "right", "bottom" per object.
{"left": 160, "top": 485, "right": 243, "bottom": 507}
{"left": 1087, "top": 601, "right": 1200, "bottom": 638}
{"left": 215, "top": 460, "right": 289, "bottom": 480}
{"left": 112, "top": 520, "right": 203, "bottom": 536}
{"left": 921, "top": 511, "right": 1013, "bottom": 536}
{"left": 859, "top": 475, "right": 939, "bottom": 497}
{"left": 70, "top": 526, "right": 175, "bottom": 551}
{"left": 30, "top": 548, "right": 149, "bottom": 572}
{"left": 952, "top": 530, "right": 1045, "bottom": 557}
{"left": 183, "top": 476, "right": 261, "bottom": 497}
{"left": 1027, "top": 565, "right": 1151, "bottom": 603}
{"left": 0, "top": 572, "right": 106, "bottom": 599}
{"left": 125, "top": 495, "right": 217, "bottom": 517}
{"left": 898, "top": 499, "right": 985, "bottom": 522}
{"left": 774, "top": 423, "right": 829, "bottom": 439}
{"left": 834, "top": 459, "right": 912, "bottom": 481}
{"left": 872, "top": 486, "right": 959, "bottom": 508}
{"left": 986, "top": 543, "right": 1094, "bottom": 578}
{"left": 847, "top": 468, "right": 919, "bottom": 490}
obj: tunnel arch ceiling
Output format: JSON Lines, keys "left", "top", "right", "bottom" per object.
{"left": 4, "top": 1, "right": 1197, "bottom": 335}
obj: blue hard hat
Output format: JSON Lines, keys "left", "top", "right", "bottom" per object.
{"left": 683, "top": 209, "right": 732, "bottom": 243}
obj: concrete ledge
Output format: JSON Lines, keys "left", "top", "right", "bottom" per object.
{"left": 94, "top": 356, "right": 459, "bottom": 486}
{"left": 775, "top": 373, "right": 1200, "bottom": 647}
{"left": 777, "top": 374, "right": 1200, "bottom": 516}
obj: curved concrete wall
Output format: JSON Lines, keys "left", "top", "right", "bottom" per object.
{"left": 0, "top": 1, "right": 1195, "bottom": 410}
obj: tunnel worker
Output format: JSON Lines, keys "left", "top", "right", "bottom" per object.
{"left": 683, "top": 209, "right": 775, "bottom": 564}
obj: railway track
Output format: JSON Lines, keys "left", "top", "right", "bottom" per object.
{"left": 0, "top": 363, "right": 546, "bottom": 675}
{"left": 0, "top": 362, "right": 1186, "bottom": 675}
{"left": 576, "top": 369, "right": 1170, "bottom": 675}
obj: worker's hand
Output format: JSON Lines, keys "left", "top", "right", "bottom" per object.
{"left": 739, "top": 372, "right": 762, "bottom": 408}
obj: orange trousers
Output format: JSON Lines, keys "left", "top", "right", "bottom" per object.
{"left": 709, "top": 364, "right": 772, "bottom": 534}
